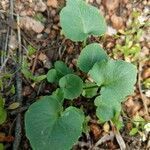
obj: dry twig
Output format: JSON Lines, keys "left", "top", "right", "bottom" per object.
{"left": 138, "top": 62, "right": 149, "bottom": 115}
{"left": 13, "top": 12, "right": 23, "bottom": 150}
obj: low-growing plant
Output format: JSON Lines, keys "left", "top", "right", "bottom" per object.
{"left": 25, "top": 0, "right": 137, "bottom": 149}
{"left": 113, "top": 10, "right": 145, "bottom": 62}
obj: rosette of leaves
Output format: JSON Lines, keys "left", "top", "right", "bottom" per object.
{"left": 25, "top": 0, "right": 137, "bottom": 149}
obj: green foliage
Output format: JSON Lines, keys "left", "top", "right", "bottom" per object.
{"left": 82, "top": 82, "right": 98, "bottom": 98}
{"left": 34, "top": 13, "right": 46, "bottom": 23}
{"left": 77, "top": 43, "right": 108, "bottom": 73}
{"left": 21, "top": 59, "right": 46, "bottom": 82}
{"left": 0, "top": 96, "right": 7, "bottom": 125}
{"left": 0, "top": 143, "right": 4, "bottom": 150}
{"left": 89, "top": 59, "right": 137, "bottom": 101}
{"left": 59, "top": 74, "right": 83, "bottom": 100}
{"left": 129, "top": 114, "right": 146, "bottom": 136}
{"left": 60, "top": 0, "right": 106, "bottom": 41}
{"left": 47, "top": 61, "right": 73, "bottom": 83}
{"left": 25, "top": 96, "right": 84, "bottom": 150}
{"left": 143, "top": 78, "right": 150, "bottom": 89}
{"left": 25, "top": 1, "right": 138, "bottom": 149}
{"left": 89, "top": 59, "right": 137, "bottom": 122}
{"left": 27, "top": 45, "right": 36, "bottom": 56}
{"left": 113, "top": 10, "right": 145, "bottom": 61}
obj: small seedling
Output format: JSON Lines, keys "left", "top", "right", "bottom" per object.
{"left": 25, "top": 0, "right": 137, "bottom": 149}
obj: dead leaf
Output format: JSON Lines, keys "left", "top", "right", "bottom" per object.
{"left": 8, "top": 102, "right": 20, "bottom": 110}
{"left": 23, "top": 86, "right": 33, "bottom": 96}
{"left": 0, "top": 133, "right": 14, "bottom": 142}
{"left": 90, "top": 124, "right": 101, "bottom": 140}
{"left": 111, "top": 14, "right": 124, "bottom": 30}
{"left": 142, "top": 68, "right": 150, "bottom": 79}
{"left": 38, "top": 53, "right": 47, "bottom": 61}
{"left": 103, "top": 122, "right": 110, "bottom": 133}
{"left": 20, "top": 16, "right": 44, "bottom": 33}
{"left": 47, "top": 0, "right": 58, "bottom": 8}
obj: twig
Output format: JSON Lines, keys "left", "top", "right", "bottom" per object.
{"left": 92, "top": 132, "right": 115, "bottom": 149}
{"left": 13, "top": 13, "right": 23, "bottom": 150}
{"left": 0, "top": 57, "right": 9, "bottom": 73}
{"left": 138, "top": 62, "right": 149, "bottom": 115}
{"left": 31, "top": 48, "right": 40, "bottom": 73}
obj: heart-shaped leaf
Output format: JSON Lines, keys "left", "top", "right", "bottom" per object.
{"left": 89, "top": 59, "right": 137, "bottom": 102}
{"left": 47, "top": 69, "right": 59, "bottom": 83}
{"left": 60, "top": 0, "right": 107, "bottom": 41}
{"left": 25, "top": 96, "right": 84, "bottom": 150}
{"left": 95, "top": 96, "right": 121, "bottom": 122}
{"left": 47, "top": 61, "right": 73, "bottom": 83}
{"left": 59, "top": 74, "right": 83, "bottom": 100}
{"left": 77, "top": 43, "right": 108, "bottom": 72}
{"left": 54, "top": 61, "right": 73, "bottom": 76}
{"left": 89, "top": 59, "right": 137, "bottom": 122}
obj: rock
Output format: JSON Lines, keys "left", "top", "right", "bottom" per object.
{"left": 111, "top": 14, "right": 124, "bottom": 30}
{"left": 34, "top": 0, "right": 47, "bottom": 12}
{"left": 47, "top": 0, "right": 58, "bottom": 8}
{"left": 96, "top": 0, "right": 101, "bottom": 4}
{"left": 106, "top": 26, "right": 117, "bottom": 35}
{"left": 142, "top": 68, "right": 150, "bottom": 79}
{"left": 103, "top": 0, "right": 119, "bottom": 14}
{"left": 20, "top": 16, "right": 44, "bottom": 33}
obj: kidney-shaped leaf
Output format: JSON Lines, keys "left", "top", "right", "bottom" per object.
{"left": 89, "top": 59, "right": 137, "bottom": 103}
{"left": 25, "top": 96, "right": 84, "bottom": 150}
{"left": 95, "top": 96, "right": 121, "bottom": 122}
{"left": 47, "top": 61, "right": 73, "bottom": 83}
{"left": 77, "top": 43, "right": 108, "bottom": 72}
{"left": 59, "top": 74, "right": 83, "bottom": 100}
{"left": 60, "top": 0, "right": 107, "bottom": 41}
{"left": 54, "top": 61, "right": 73, "bottom": 76}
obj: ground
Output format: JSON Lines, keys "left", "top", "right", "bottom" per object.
{"left": 0, "top": 0, "right": 149, "bottom": 149}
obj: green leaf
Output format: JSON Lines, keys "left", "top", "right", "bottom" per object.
{"left": 0, "top": 143, "right": 4, "bottom": 150}
{"left": 52, "top": 88, "right": 64, "bottom": 104}
{"left": 77, "top": 43, "right": 108, "bottom": 73}
{"left": 95, "top": 96, "right": 121, "bottom": 122}
{"left": 59, "top": 74, "right": 83, "bottom": 100}
{"left": 129, "top": 128, "right": 138, "bottom": 136}
{"left": 33, "top": 75, "right": 46, "bottom": 82}
{"left": 82, "top": 82, "right": 98, "bottom": 98}
{"left": 89, "top": 59, "right": 137, "bottom": 102}
{"left": 60, "top": 0, "right": 106, "bottom": 41}
{"left": 25, "top": 96, "right": 84, "bottom": 150}
{"left": 47, "top": 69, "right": 59, "bottom": 83}
{"left": 27, "top": 45, "right": 36, "bottom": 56}
{"left": 0, "top": 107, "right": 7, "bottom": 125}
{"left": 54, "top": 61, "right": 73, "bottom": 76}
{"left": 47, "top": 61, "right": 73, "bottom": 83}
{"left": 89, "top": 59, "right": 137, "bottom": 122}
{"left": 0, "top": 98, "right": 7, "bottom": 125}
